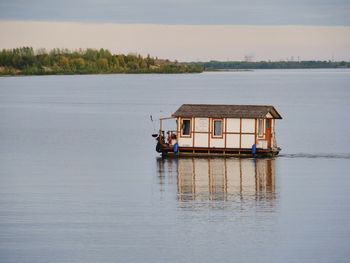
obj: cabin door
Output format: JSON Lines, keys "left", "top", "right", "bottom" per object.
{"left": 265, "top": 119, "right": 272, "bottom": 148}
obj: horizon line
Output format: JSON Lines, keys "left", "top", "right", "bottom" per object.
{"left": 1, "top": 20, "right": 350, "bottom": 28}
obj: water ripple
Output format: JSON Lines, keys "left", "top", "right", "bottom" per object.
{"left": 279, "top": 153, "right": 350, "bottom": 159}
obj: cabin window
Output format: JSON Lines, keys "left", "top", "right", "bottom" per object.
{"left": 213, "top": 119, "right": 223, "bottom": 137}
{"left": 258, "top": 119, "right": 264, "bottom": 137}
{"left": 181, "top": 119, "right": 191, "bottom": 136}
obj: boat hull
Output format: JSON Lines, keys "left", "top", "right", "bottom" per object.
{"left": 158, "top": 146, "right": 280, "bottom": 158}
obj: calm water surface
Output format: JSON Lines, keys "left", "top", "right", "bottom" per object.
{"left": 0, "top": 70, "right": 350, "bottom": 262}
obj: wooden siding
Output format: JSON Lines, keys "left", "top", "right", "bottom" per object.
{"left": 177, "top": 117, "right": 273, "bottom": 150}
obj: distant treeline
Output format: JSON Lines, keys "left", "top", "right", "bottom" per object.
{"left": 188, "top": 60, "right": 350, "bottom": 70}
{"left": 0, "top": 47, "right": 203, "bottom": 75}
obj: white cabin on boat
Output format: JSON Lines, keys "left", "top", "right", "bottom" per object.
{"left": 171, "top": 104, "right": 282, "bottom": 155}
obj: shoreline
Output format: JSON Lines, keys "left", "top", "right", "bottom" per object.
{"left": 2, "top": 68, "right": 350, "bottom": 77}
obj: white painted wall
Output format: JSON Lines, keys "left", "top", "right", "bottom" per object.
{"left": 226, "top": 134, "right": 240, "bottom": 148}
{"left": 210, "top": 138, "right": 225, "bottom": 148}
{"left": 241, "top": 134, "right": 255, "bottom": 148}
{"left": 195, "top": 118, "right": 209, "bottom": 132}
{"left": 194, "top": 133, "right": 208, "bottom": 148}
{"left": 226, "top": 118, "right": 240, "bottom": 132}
{"left": 257, "top": 140, "right": 267, "bottom": 149}
{"left": 178, "top": 137, "right": 193, "bottom": 147}
{"left": 265, "top": 112, "right": 273, "bottom": 118}
{"left": 193, "top": 117, "right": 209, "bottom": 147}
{"left": 176, "top": 116, "right": 278, "bottom": 150}
{"left": 241, "top": 119, "right": 255, "bottom": 133}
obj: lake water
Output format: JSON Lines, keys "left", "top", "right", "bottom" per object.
{"left": 0, "top": 70, "right": 350, "bottom": 262}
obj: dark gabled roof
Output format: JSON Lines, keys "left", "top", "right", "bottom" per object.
{"left": 172, "top": 104, "right": 282, "bottom": 119}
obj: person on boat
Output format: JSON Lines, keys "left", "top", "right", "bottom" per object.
{"left": 171, "top": 133, "right": 177, "bottom": 145}
{"left": 161, "top": 131, "right": 165, "bottom": 144}
{"left": 167, "top": 131, "right": 172, "bottom": 145}
{"left": 167, "top": 131, "right": 174, "bottom": 145}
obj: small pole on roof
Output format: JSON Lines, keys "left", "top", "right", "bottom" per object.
{"left": 150, "top": 114, "right": 157, "bottom": 133}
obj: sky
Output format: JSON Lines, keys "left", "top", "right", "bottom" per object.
{"left": 0, "top": 0, "right": 349, "bottom": 61}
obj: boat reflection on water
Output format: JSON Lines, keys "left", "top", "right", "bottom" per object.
{"left": 157, "top": 158, "right": 276, "bottom": 203}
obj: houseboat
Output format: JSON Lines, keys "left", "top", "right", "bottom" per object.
{"left": 152, "top": 104, "right": 282, "bottom": 157}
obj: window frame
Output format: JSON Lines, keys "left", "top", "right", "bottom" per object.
{"left": 180, "top": 118, "right": 192, "bottom": 138}
{"left": 212, "top": 118, "right": 224, "bottom": 138}
{"left": 258, "top": 119, "right": 264, "bottom": 137}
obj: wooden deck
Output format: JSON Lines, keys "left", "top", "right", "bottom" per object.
{"left": 160, "top": 146, "right": 280, "bottom": 158}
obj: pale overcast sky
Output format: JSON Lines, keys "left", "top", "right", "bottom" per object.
{"left": 1, "top": 0, "right": 349, "bottom": 25}
{"left": 0, "top": 0, "right": 349, "bottom": 61}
